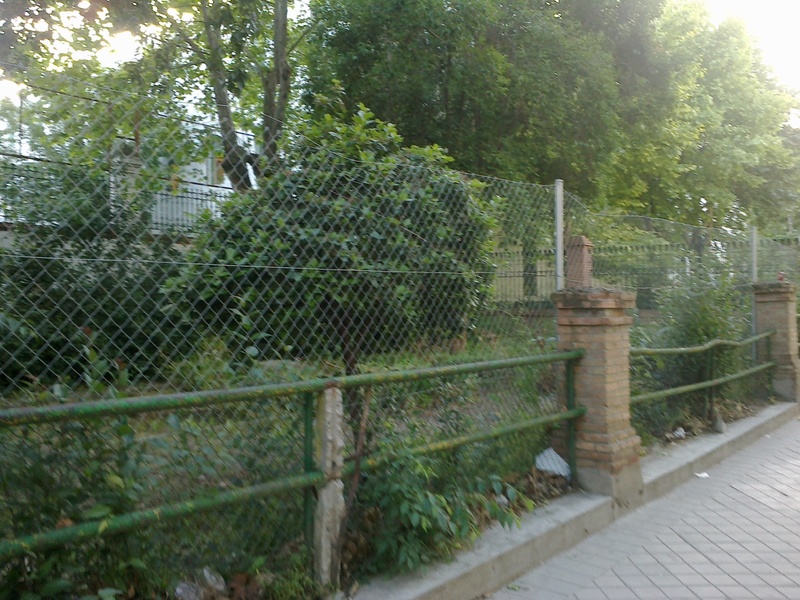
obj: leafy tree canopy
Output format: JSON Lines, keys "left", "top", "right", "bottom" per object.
{"left": 3, "top": 0, "right": 800, "bottom": 229}
{"left": 2, "top": 0, "right": 302, "bottom": 191}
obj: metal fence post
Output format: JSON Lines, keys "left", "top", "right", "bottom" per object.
{"left": 555, "top": 179, "right": 564, "bottom": 291}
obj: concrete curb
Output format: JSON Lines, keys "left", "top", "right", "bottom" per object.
{"left": 354, "top": 493, "right": 612, "bottom": 600}
{"left": 354, "top": 402, "right": 799, "bottom": 600}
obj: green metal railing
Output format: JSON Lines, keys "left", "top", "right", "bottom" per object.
{"left": 629, "top": 331, "right": 775, "bottom": 406}
{"left": 0, "top": 350, "right": 585, "bottom": 563}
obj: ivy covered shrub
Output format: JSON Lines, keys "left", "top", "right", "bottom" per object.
{"left": 165, "top": 103, "right": 495, "bottom": 379}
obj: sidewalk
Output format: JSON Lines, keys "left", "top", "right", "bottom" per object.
{"left": 486, "top": 415, "right": 800, "bottom": 600}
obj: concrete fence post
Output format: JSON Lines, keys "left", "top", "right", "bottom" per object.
{"left": 753, "top": 283, "right": 800, "bottom": 402}
{"left": 314, "top": 385, "right": 346, "bottom": 590}
{"left": 551, "top": 289, "right": 643, "bottom": 512}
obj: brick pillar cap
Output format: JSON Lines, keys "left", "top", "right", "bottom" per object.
{"left": 753, "top": 282, "right": 797, "bottom": 298}
{"left": 552, "top": 288, "right": 636, "bottom": 310}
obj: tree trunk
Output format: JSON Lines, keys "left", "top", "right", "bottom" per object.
{"left": 200, "top": 0, "right": 253, "bottom": 192}
{"left": 261, "top": 0, "right": 290, "bottom": 168}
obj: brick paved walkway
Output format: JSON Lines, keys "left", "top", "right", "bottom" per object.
{"left": 487, "top": 418, "right": 800, "bottom": 600}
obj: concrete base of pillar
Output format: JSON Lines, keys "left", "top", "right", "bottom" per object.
{"left": 578, "top": 463, "right": 643, "bottom": 513}
{"left": 773, "top": 363, "right": 800, "bottom": 403}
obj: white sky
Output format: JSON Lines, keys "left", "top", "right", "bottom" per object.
{"left": 703, "top": 0, "right": 800, "bottom": 91}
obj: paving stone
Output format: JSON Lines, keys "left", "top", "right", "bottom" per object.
{"left": 482, "top": 419, "right": 800, "bottom": 600}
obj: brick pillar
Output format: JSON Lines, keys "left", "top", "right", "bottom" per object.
{"left": 552, "top": 289, "right": 643, "bottom": 510}
{"left": 753, "top": 283, "right": 799, "bottom": 402}
{"left": 566, "top": 236, "right": 594, "bottom": 288}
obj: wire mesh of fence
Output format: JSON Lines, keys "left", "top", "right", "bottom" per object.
{"left": 0, "top": 65, "right": 562, "bottom": 403}
{"left": 0, "top": 62, "right": 788, "bottom": 595}
{"left": 0, "top": 65, "right": 567, "bottom": 594}
{"left": 565, "top": 193, "right": 759, "bottom": 303}
{"left": 758, "top": 235, "right": 800, "bottom": 283}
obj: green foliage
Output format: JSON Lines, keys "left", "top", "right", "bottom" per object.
{"left": 0, "top": 159, "right": 195, "bottom": 395}
{"left": 0, "top": 416, "right": 155, "bottom": 598}
{"left": 630, "top": 267, "right": 750, "bottom": 441}
{"left": 6, "top": 0, "right": 800, "bottom": 226}
{"left": 656, "top": 268, "right": 748, "bottom": 378}
{"left": 307, "top": 0, "right": 621, "bottom": 196}
{"left": 602, "top": 0, "right": 798, "bottom": 226}
{"left": 166, "top": 104, "right": 495, "bottom": 371}
{"left": 0, "top": 395, "right": 312, "bottom": 596}
{"left": 257, "top": 550, "right": 323, "bottom": 600}
{"left": 307, "top": 0, "right": 800, "bottom": 226}
{"left": 353, "top": 452, "right": 528, "bottom": 575}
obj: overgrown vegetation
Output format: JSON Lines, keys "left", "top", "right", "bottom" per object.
{"left": 1, "top": 0, "right": 788, "bottom": 588}
{"left": 346, "top": 452, "right": 534, "bottom": 578}
{"left": 629, "top": 267, "right": 756, "bottom": 445}
{"left": 0, "top": 356, "right": 556, "bottom": 598}
{"left": 0, "top": 161, "right": 193, "bottom": 399}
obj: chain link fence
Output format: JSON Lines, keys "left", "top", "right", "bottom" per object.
{"left": 0, "top": 65, "right": 563, "bottom": 403}
{"left": 565, "top": 194, "right": 757, "bottom": 305}
{"left": 0, "top": 65, "right": 567, "bottom": 595}
{"left": 1, "top": 392, "right": 312, "bottom": 596}
{"left": 1, "top": 62, "right": 790, "bottom": 595}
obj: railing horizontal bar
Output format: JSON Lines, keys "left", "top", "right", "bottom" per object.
{"left": 0, "top": 470, "right": 327, "bottom": 561}
{"left": 343, "top": 407, "right": 588, "bottom": 476}
{"left": 0, "top": 351, "right": 585, "bottom": 427}
{"left": 631, "top": 362, "right": 775, "bottom": 406}
{"left": 1, "top": 406, "right": 589, "bottom": 560}
{"left": 630, "top": 331, "right": 774, "bottom": 357}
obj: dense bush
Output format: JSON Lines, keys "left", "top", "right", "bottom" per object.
{"left": 347, "top": 449, "right": 532, "bottom": 578}
{"left": 0, "top": 160, "right": 193, "bottom": 396}
{"left": 0, "top": 416, "right": 154, "bottom": 598}
{"left": 0, "top": 395, "right": 315, "bottom": 598}
{"left": 165, "top": 104, "right": 495, "bottom": 380}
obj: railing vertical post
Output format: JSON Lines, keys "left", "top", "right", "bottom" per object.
{"left": 566, "top": 357, "right": 578, "bottom": 486}
{"left": 314, "top": 386, "right": 346, "bottom": 592}
{"left": 706, "top": 347, "right": 715, "bottom": 419}
{"left": 303, "top": 392, "right": 315, "bottom": 558}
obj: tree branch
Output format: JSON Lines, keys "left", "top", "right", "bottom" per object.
{"left": 287, "top": 17, "right": 324, "bottom": 57}
{"left": 161, "top": 8, "right": 207, "bottom": 59}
